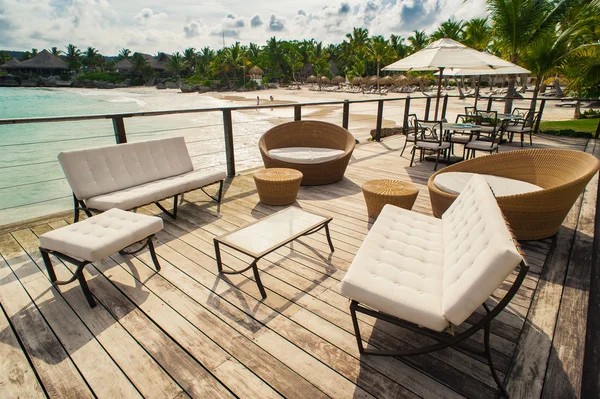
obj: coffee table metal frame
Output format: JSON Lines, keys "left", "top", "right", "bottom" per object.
{"left": 213, "top": 208, "right": 334, "bottom": 298}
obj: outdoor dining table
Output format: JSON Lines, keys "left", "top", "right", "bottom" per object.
{"left": 419, "top": 122, "right": 482, "bottom": 164}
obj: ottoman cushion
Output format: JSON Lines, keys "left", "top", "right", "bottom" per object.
{"left": 39, "top": 209, "right": 163, "bottom": 262}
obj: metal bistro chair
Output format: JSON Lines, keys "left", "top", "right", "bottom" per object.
{"left": 448, "top": 114, "right": 481, "bottom": 159}
{"left": 400, "top": 114, "right": 418, "bottom": 157}
{"left": 465, "top": 119, "right": 508, "bottom": 159}
{"left": 410, "top": 120, "right": 450, "bottom": 171}
{"left": 475, "top": 110, "right": 499, "bottom": 140}
{"left": 464, "top": 106, "right": 477, "bottom": 116}
{"left": 506, "top": 108, "right": 540, "bottom": 146}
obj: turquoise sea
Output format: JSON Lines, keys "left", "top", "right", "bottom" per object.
{"left": 0, "top": 87, "right": 272, "bottom": 226}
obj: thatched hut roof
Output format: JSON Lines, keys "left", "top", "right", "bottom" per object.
{"left": 18, "top": 50, "right": 68, "bottom": 70}
{"left": 0, "top": 57, "right": 21, "bottom": 69}
{"left": 152, "top": 53, "right": 171, "bottom": 71}
{"left": 319, "top": 76, "right": 331, "bottom": 84}
{"left": 248, "top": 65, "right": 263, "bottom": 75}
{"left": 352, "top": 77, "right": 363, "bottom": 85}
{"left": 114, "top": 58, "right": 134, "bottom": 70}
{"left": 380, "top": 76, "right": 394, "bottom": 85}
{"left": 332, "top": 75, "right": 345, "bottom": 84}
{"left": 306, "top": 75, "right": 318, "bottom": 83}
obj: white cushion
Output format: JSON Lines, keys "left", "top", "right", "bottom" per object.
{"left": 340, "top": 204, "right": 448, "bottom": 332}
{"left": 441, "top": 175, "right": 523, "bottom": 325}
{"left": 434, "top": 172, "right": 542, "bottom": 196}
{"left": 59, "top": 137, "right": 194, "bottom": 200}
{"left": 465, "top": 141, "right": 498, "bottom": 151}
{"left": 39, "top": 209, "right": 163, "bottom": 262}
{"left": 86, "top": 169, "right": 226, "bottom": 211}
{"left": 267, "top": 147, "right": 345, "bottom": 164}
{"left": 416, "top": 141, "right": 451, "bottom": 150}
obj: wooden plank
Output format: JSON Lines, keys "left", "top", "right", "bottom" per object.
{"left": 542, "top": 140, "right": 598, "bottom": 398}
{"left": 29, "top": 223, "right": 187, "bottom": 399}
{"left": 505, "top": 183, "right": 585, "bottom": 397}
{"left": 0, "top": 234, "right": 93, "bottom": 398}
{"left": 8, "top": 229, "right": 142, "bottom": 398}
{"left": 0, "top": 295, "right": 45, "bottom": 398}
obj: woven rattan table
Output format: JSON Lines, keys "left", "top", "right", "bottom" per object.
{"left": 362, "top": 179, "right": 419, "bottom": 218}
{"left": 254, "top": 168, "right": 303, "bottom": 205}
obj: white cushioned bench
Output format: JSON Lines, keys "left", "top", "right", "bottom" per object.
{"left": 58, "top": 137, "right": 226, "bottom": 221}
{"left": 340, "top": 175, "right": 527, "bottom": 395}
{"left": 39, "top": 209, "right": 164, "bottom": 307}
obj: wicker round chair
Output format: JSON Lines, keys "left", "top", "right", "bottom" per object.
{"left": 259, "top": 121, "right": 356, "bottom": 185}
{"left": 428, "top": 148, "right": 600, "bottom": 240}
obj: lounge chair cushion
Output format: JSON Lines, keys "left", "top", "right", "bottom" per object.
{"left": 86, "top": 169, "right": 226, "bottom": 211}
{"left": 59, "top": 137, "right": 195, "bottom": 200}
{"left": 433, "top": 172, "right": 542, "bottom": 196}
{"left": 340, "top": 204, "right": 448, "bottom": 332}
{"left": 441, "top": 175, "right": 523, "bottom": 325}
{"left": 39, "top": 208, "right": 163, "bottom": 263}
{"left": 267, "top": 147, "right": 345, "bottom": 164}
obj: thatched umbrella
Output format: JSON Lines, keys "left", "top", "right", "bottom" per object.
{"left": 380, "top": 76, "right": 393, "bottom": 85}
{"left": 248, "top": 65, "right": 264, "bottom": 75}
{"left": 368, "top": 75, "right": 378, "bottom": 85}
{"left": 393, "top": 75, "right": 408, "bottom": 86}
{"left": 352, "top": 77, "right": 363, "bottom": 86}
{"left": 319, "top": 76, "right": 331, "bottom": 84}
{"left": 332, "top": 75, "right": 345, "bottom": 85}
{"left": 17, "top": 49, "right": 68, "bottom": 72}
{"left": 306, "top": 75, "right": 318, "bottom": 83}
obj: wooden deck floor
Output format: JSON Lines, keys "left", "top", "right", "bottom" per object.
{"left": 0, "top": 134, "right": 597, "bottom": 399}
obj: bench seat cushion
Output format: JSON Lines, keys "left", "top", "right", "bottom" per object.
{"left": 434, "top": 172, "right": 542, "bottom": 197}
{"left": 86, "top": 169, "right": 226, "bottom": 211}
{"left": 340, "top": 204, "right": 448, "bottom": 332}
{"left": 39, "top": 208, "right": 163, "bottom": 262}
{"left": 267, "top": 147, "right": 345, "bottom": 164}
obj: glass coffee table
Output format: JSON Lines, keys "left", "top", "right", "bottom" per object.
{"left": 213, "top": 207, "right": 334, "bottom": 298}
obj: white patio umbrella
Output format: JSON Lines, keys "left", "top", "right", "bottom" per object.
{"left": 434, "top": 65, "right": 531, "bottom": 107}
{"left": 383, "top": 38, "right": 518, "bottom": 120}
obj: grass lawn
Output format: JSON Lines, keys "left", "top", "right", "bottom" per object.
{"left": 540, "top": 119, "right": 599, "bottom": 134}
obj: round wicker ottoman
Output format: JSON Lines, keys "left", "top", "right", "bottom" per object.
{"left": 362, "top": 179, "right": 419, "bottom": 218}
{"left": 254, "top": 168, "right": 303, "bottom": 205}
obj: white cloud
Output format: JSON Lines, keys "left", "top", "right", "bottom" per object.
{"left": 0, "top": 0, "right": 488, "bottom": 55}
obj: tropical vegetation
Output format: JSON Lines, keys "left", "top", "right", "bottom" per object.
{"left": 1, "top": 0, "right": 598, "bottom": 95}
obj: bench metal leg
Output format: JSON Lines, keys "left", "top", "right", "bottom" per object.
{"left": 200, "top": 180, "right": 224, "bottom": 203}
{"left": 155, "top": 195, "right": 178, "bottom": 219}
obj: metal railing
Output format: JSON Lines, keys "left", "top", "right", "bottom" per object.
{"left": 1, "top": 92, "right": 598, "bottom": 228}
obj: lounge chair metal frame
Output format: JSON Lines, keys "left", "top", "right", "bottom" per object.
{"left": 349, "top": 259, "right": 529, "bottom": 397}
{"left": 72, "top": 180, "right": 224, "bottom": 222}
{"left": 40, "top": 234, "right": 161, "bottom": 308}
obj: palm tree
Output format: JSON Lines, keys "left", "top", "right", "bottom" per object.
{"left": 183, "top": 47, "right": 197, "bottom": 75}
{"left": 431, "top": 19, "right": 465, "bottom": 41}
{"left": 65, "top": 44, "right": 81, "bottom": 70}
{"left": 83, "top": 47, "right": 100, "bottom": 70}
{"left": 390, "top": 34, "right": 409, "bottom": 59}
{"left": 367, "top": 36, "right": 396, "bottom": 91}
{"left": 487, "top": 0, "right": 579, "bottom": 113}
{"left": 215, "top": 42, "right": 248, "bottom": 85}
{"left": 117, "top": 48, "right": 131, "bottom": 60}
{"left": 463, "top": 18, "right": 492, "bottom": 51}
{"left": 285, "top": 47, "right": 303, "bottom": 82}
{"left": 166, "top": 52, "right": 187, "bottom": 76}
{"left": 198, "top": 47, "right": 215, "bottom": 76}
{"left": 50, "top": 47, "right": 62, "bottom": 57}
{"left": 408, "top": 30, "right": 429, "bottom": 53}
{"left": 264, "top": 37, "right": 285, "bottom": 80}
{"left": 308, "top": 42, "right": 330, "bottom": 89}
{"left": 0, "top": 51, "right": 10, "bottom": 64}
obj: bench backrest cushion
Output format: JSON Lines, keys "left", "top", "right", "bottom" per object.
{"left": 58, "top": 137, "right": 194, "bottom": 200}
{"left": 441, "top": 175, "right": 522, "bottom": 326}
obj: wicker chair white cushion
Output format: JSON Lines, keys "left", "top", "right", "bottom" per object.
{"left": 267, "top": 147, "right": 345, "bottom": 164}
{"left": 39, "top": 209, "right": 163, "bottom": 262}
{"left": 433, "top": 172, "right": 542, "bottom": 196}
{"left": 341, "top": 175, "right": 523, "bottom": 331}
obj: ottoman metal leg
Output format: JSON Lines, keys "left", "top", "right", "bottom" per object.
{"left": 118, "top": 235, "right": 161, "bottom": 272}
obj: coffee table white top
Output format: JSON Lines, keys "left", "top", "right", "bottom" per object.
{"left": 216, "top": 207, "right": 331, "bottom": 257}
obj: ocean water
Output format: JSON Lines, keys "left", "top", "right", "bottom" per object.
{"left": 0, "top": 87, "right": 275, "bottom": 226}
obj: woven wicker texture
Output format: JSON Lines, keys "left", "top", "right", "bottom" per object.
{"left": 259, "top": 121, "right": 356, "bottom": 186}
{"left": 254, "top": 168, "right": 303, "bottom": 206}
{"left": 362, "top": 179, "right": 419, "bottom": 218}
{"left": 428, "top": 148, "right": 600, "bottom": 240}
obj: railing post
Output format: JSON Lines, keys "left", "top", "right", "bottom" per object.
{"left": 535, "top": 99, "right": 546, "bottom": 133}
{"left": 596, "top": 118, "right": 600, "bottom": 140}
{"left": 403, "top": 96, "right": 411, "bottom": 134}
{"left": 294, "top": 105, "right": 302, "bottom": 121}
{"left": 487, "top": 97, "right": 493, "bottom": 112}
{"left": 222, "top": 109, "right": 235, "bottom": 177}
{"left": 441, "top": 94, "right": 449, "bottom": 120}
{"left": 424, "top": 97, "right": 431, "bottom": 120}
{"left": 112, "top": 117, "right": 127, "bottom": 143}
{"left": 375, "top": 100, "right": 384, "bottom": 142}
{"left": 342, "top": 100, "right": 350, "bottom": 130}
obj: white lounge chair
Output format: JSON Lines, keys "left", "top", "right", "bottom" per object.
{"left": 341, "top": 175, "right": 527, "bottom": 395}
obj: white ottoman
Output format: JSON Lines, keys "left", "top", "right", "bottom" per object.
{"left": 39, "top": 209, "right": 163, "bottom": 307}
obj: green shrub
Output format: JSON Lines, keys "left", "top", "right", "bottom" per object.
{"left": 76, "top": 72, "right": 122, "bottom": 83}
{"left": 539, "top": 129, "right": 593, "bottom": 138}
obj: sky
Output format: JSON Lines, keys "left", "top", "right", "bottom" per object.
{"left": 0, "top": 0, "right": 488, "bottom": 55}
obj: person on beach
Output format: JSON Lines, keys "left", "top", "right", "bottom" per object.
{"left": 256, "top": 96, "right": 260, "bottom": 111}
{"left": 269, "top": 95, "right": 274, "bottom": 111}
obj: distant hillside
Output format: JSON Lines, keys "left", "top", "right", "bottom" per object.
{"left": 0, "top": 50, "right": 26, "bottom": 60}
